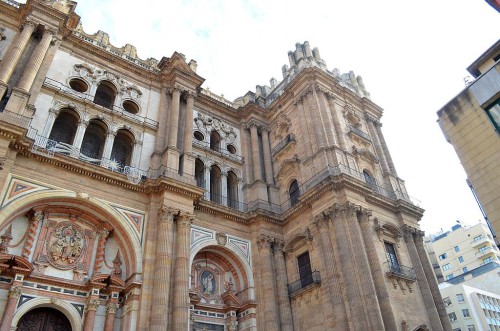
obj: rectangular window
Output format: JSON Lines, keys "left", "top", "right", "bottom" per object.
{"left": 446, "top": 274, "right": 454, "bottom": 280}
{"left": 479, "top": 245, "right": 488, "bottom": 253}
{"left": 483, "top": 257, "right": 493, "bottom": 264}
{"left": 462, "top": 308, "right": 470, "bottom": 317}
{"left": 439, "top": 253, "right": 448, "bottom": 260}
{"left": 452, "top": 328, "right": 462, "bottom": 331}
{"left": 454, "top": 245, "right": 460, "bottom": 252}
{"left": 474, "top": 235, "right": 482, "bottom": 241}
{"left": 456, "top": 293, "right": 465, "bottom": 303}
{"left": 384, "top": 242, "right": 400, "bottom": 271}
{"left": 485, "top": 99, "right": 500, "bottom": 133}
{"left": 443, "top": 263, "right": 451, "bottom": 271}
{"left": 443, "top": 297, "right": 452, "bottom": 307}
{"left": 297, "top": 252, "right": 313, "bottom": 288}
{"left": 458, "top": 256, "right": 464, "bottom": 263}
{"left": 448, "top": 312, "right": 457, "bottom": 322}
{"left": 463, "top": 267, "right": 468, "bottom": 273}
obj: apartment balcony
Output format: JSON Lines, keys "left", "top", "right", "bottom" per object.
{"left": 471, "top": 236, "right": 494, "bottom": 247}
{"left": 287, "top": 271, "right": 321, "bottom": 299}
{"left": 476, "top": 246, "right": 500, "bottom": 258}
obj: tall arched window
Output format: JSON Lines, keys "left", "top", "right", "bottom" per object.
{"left": 80, "top": 119, "right": 107, "bottom": 160}
{"left": 93, "top": 80, "right": 116, "bottom": 109}
{"left": 110, "top": 129, "right": 134, "bottom": 167}
{"left": 48, "top": 109, "right": 79, "bottom": 144}
{"left": 363, "top": 170, "right": 376, "bottom": 188}
{"left": 195, "top": 159, "right": 205, "bottom": 188}
{"left": 210, "top": 131, "right": 221, "bottom": 151}
{"left": 289, "top": 179, "right": 300, "bottom": 207}
{"left": 227, "top": 171, "right": 238, "bottom": 209}
{"left": 210, "top": 165, "right": 221, "bottom": 204}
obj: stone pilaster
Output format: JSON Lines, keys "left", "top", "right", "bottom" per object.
{"left": 156, "top": 87, "right": 169, "bottom": 152}
{"left": 171, "top": 212, "right": 193, "bottom": 331}
{"left": 93, "top": 229, "right": 110, "bottom": 274}
{"left": 183, "top": 92, "right": 195, "bottom": 154}
{"left": 257, "top": 234, "right": 280, "bottom": 331}
{"left": 102, "top": 130, "right": 116, "bottom": 162}
{"left": 261, "top": 128, "right": 274, "bottom": 185}
{"left": 240, "top": 125, "right": 251, "bottom": 185}
{"left": 0, "top": 285, "right": 22, "bottom": 331}
{"left": 325, "top": 93, "right": 347, "bottom": 151}
{"left": 73, "top": 119, "right": 88, "bottom": 151}
{"left": 358, "top": 214, "right": 398, "bottom": 331}
{"left": 21, "top": 209, "right": 43, "bottom": 258}
{"left": 272, "top": 240, "right": 293, "bottom": 331}
{"left": 131, "top": 140, "right": 142, "bottom": 168}
{"left": 83, "top": 297, "right": 100, "bottom": 331}
{"left": 315, "top": 86, "right": 336, "bottom": 146}
{"left": 0, "top": 20, "right": 37, "bottom": 85}
{"left": 17, "top": 28, "right": 54, "bottom": 92}
{"left": 306, "top": 88, "right": 326, "bottom": 150}
{"left": 366, "top": 117, "right": 390, "bottom": 174}
{"left": 168, "top": 88, "right": 181, "bottom": 148}
{"left": 374, "top": 122, "right": 398, "bottom": 176}
{"left": 414, "top": 230, "right": 453, "bottom": 331}
{"left": 150, "top": 207, "right": 176, "bottom": 331}
{"left": 403, "top": 226, "right": 443, "bottom": 331}
{"left": 312, "top": 214, "right": 343, "bottom": 330}
{"left": 41, "top": 107, "right": 59, "bottom": 138}
{"left": 295, "top": 99, "right": 313, "bottom": 158}
{"left": 329, "top": 204, "right": 369, "bottom": 330}
{"left": 249, "top": 124, "right": 262, "bottom": 182}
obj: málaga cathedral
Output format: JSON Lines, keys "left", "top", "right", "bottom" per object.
{"left": 0, "top": 1, "right": 451, "bottom": 330}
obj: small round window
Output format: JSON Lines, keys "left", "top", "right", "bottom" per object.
{"left": 69, "top": 78, "right": 88, "bottom": 93}
{"left": 227, "top": 144, "right": 237, "bottom": 154}
{"left": 194, "top": 131, "right": 204, "bottom": 141}
{"left": 122, "top": 100, "right": 139, "bottom": 114}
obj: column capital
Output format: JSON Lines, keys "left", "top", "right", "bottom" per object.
{"left": 159, "top": 206, "right": 178, "bottom": 223}
{"left": 168, "top": 86, "right": 183, "bottom": 95}
{"left": 21, "top": 19, "right": 38, "bottom": 31}
{"left": 184, "top": 90, "right": 197, "bottom": 100}
{"left": 106, "top": 302, "right": 119, "bottom": 314}
{"left": 98, "top": 228, "right": 110, "bottom": 239}
{"left": 273, "top": 239, "right": 285, "bottom": 253}
{"left": 176, "top": 211, "right": 194, "bottom": 227}
{"left": 107, "top": 129, "right": 117, "bottom": 137}
{"left": 8, "top": 286, "right": 21, "bottom": 299}
{"left": 312, "top": 212, "right": 329, "bottom": 230}
{"left": 86, "top": 298, "right": 100, "bottom": 312}
{"left": 357, "top": 207, "right": 372, "bottom": 223}
{"left": 256, "top": 234, "right": 274, "bottom": 251}
{"left": 27, "top": 209, "right": 44, "bottom": 222}
{"left": 48, "top": 107, "right": 60, "bottom": 115}
{"left": 401, "top": 224, "right": 416, "bottom": 243}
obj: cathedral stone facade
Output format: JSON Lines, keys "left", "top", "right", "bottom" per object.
{"left": 0, "top": 1, "right": 451, "bottom": 330}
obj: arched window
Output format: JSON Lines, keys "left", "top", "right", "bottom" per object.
{"left": 80, "top": 119, "right": 107, "bottom": 160}
{"left": 110, "top": 129, "right": 134, "bottom": 167}
{"left": 48, "top": 109, "right": 79, "bottom": 144}
{"left": 227, "top": 171, "right": 238, "bottom": 209}
{"left": 195, "top": 159, "right": 205, "bottom": 188}
{"left": 210, "top": 131, "right": 221, "bottom": 151}
{"left": 93, "top": 80, "right": 116, "bottom": 109}
{"left": 363, "top": 170, "right": 376, "bottom": 188}
{"left": 210, "top": 165, "right": 221, "bottom": 204}
{"left": 289, "top": 179, "right": 300, "bottom": 207}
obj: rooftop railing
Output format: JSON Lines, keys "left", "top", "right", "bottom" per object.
{"left": 0, "top": 0, "right": 21, "bottom": 8}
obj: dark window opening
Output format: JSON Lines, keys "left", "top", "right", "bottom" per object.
{"left": 122, "top": 100, "right": 139, "bottom": 114}
{"left": 80, "top": 120, "right": 106, "bottom": 160}
{"left": 210, "top": 131, "right": 221, "bottom": 151}
{"left": 110, "top": 130, "right": 134, "bottom": 167}
{"left": 210, "top": 165, "right": 221, "bottom": 203}
{"left": 194, "top": 131, "right": 204, "bottom": 141}
{"left": 227, "top": 171, "right": 238, "bottom": 209}
{"left": 385, "top": 242, "right": 400, "bottom": 272}
{"left": 289, "top": 180, "right": 300, "bottom": 206}
{"left": 297, "top": 252, "right": 313, "bottom": 288}
{"left": 69, "top": 78, "right": 89, "bottom": 93}
{"left": 93, "top": 81, "right": 116, "bottom": 109}
{"left": 195, "top": 159, "right": 204, "bottom": 188}
{"left": 227, "top": 144, "right": 237, "bottom": 154}
{"left": 48, "top": 109, "right": 79, "bottom": 144}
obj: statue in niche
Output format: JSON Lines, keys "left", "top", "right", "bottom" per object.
{"left": 201, "top": 270, "right": 215, "bottom": 296}
{"left": 48, "top": 223, "right": 85, "bottom": 269}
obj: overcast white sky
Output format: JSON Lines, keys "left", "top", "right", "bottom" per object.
{"left": 69, "top": 0, "right": 499, "bottom": 234}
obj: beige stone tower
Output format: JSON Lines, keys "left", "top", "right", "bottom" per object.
{"left": 0, "top": 1, "right": 450, "bottom": 330}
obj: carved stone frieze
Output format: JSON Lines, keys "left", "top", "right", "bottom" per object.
{"left": 47, "top": 222, "right": 85, "bottom": 269}
{"left": 195, "top": 112, "right": 237, "bottom": 143}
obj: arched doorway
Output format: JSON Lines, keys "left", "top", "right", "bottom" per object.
{"left": 17, "top": 307, "right": 71, "bottom": 331}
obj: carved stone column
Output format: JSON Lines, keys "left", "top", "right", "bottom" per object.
{"left": 240, "top": 125, "right": 251, "bottom": 185}
{"left": 83, "top": 297, "right": 100, "bottom": 331}
{"left": 41, "top": 107, "right": 59, "bottom": 138}
{"left": 257, "top": 235, "right": 280, "bottom": 331}
{"left": 21, "top": 209, "right": 43, "bottom": 258}
{"left": 171, "top": 212, "right": 193, "bottom": 331}
{"left": 306, "top": 89, "right": 326, "bottom": 150}
{"left": 131, "top": 140, "right": 142, "bottom": 168}
{"left": 104, "top": 302, "right": 119, "bottom": 331}
{"left": 0, "top": 285, "right": 22, "bottom": 330}
{"left": 325, "top": 93, "right": 347, "bottom": 151}
{"left": 249, "top": 124, "right": 262, "bottom": 182}
{"left": 102, "top": 130, "right": 116, "bottom": 162}
{"left": 221, "top": 170, "right": 228, "bottom": 206}
{"left": 295, "top": 99, "right": 313, "bottom": 158}
{"left": 150, "top": 207, "right": 176, "bottom": 331}
{"left": 261, "top": 128, "right": 274, "bottom": 185}
{"left": 329, "top": 204, "right": 369, "bottom": 330}
{"left": 93, "top": 229, "right": 110, "bottom": 274}
{"left": 366, "top": 117, "right": 390, "bottom": 174}
{"left": 168, "top": 88, "right": 181, "bottom": 148}
{"left": 414, "top": 230, "right": 453, "bottom": 331}
{"left": 73, "top": 119, "right": 88, "bottom": 151}
{"left": 316, "top": 87, "right": 336, "bottom": 146}
{"left": 313, "top": 213, "right": 347, "bottom": 330}
{"left": 358, "top": 214, "right": 398, "bottom": 331}
{"left": 155, "top": 87, "right": 169, "bottom": 153}
{"left": 17, "top": 28, "right": 54, "bottom": 92}
{"left": 204, "top": 164, "right": 211, "bottom": 200}
{"left": 0, "top": 20, "right": 37, "bottom": 85}
{"left": 374, "top": 122, "right": 398, "bottom": 176}
{"left": 273, "top": 240, "right": 293, "bottom": 331}
{"left": 183, "top": 92, "right": 195, "bottom": 154}
{"left": 404, "top": 227, "right": 443, "bottom": 331}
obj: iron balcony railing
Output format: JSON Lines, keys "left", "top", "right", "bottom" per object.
{"left": 287, "top": 271, "right": 321, "bottom": 296}
{"left": 272, "top": 133, "right": 295, "bottom": 156}
{"left": 385, "top": 262, "right": 416, "bottom": 281}
{"left": 0, "top": 0, "right": 21, "bottom": 8}
{"left": 347, "top": 125, "right": 371, "bottom": 142}
{"left": 192, "top": 139, "right": 244, "bottom": 163}
{"left": 42, "top": 78, "right": 158, "bottom": 129}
